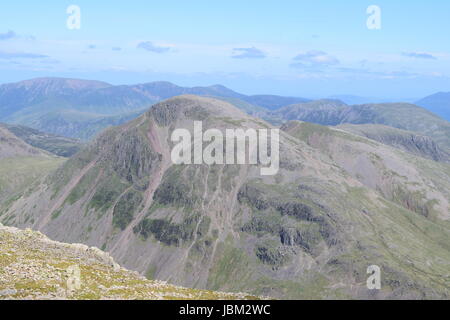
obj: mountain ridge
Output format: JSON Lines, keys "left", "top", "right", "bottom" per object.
{"left": 269, "top": 101, "right": 450, "bottom": 150}
{"left": 2, "top": 95, "right": 449, "bottom": 299}
{"left": 336, "top": 123, "right": 450, "bottom": 163}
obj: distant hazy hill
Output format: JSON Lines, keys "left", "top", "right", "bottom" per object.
{"left": 2, "top": 95, "right": 449, "bottom": 299}
{"left": 416, "top": 92, "right": 450, "bottom": 121}
{"left": 327, "top": 95, "right": 389, "bottom": 105}
{"left": 273, "top": 99, "right": 348, "bottom": 125}
{"left": 243, "top": 95, "right": 310, "bottom": 110}
{"left": 0, "top": 78, "right": 308, "bottom": 140}
{"left": 0, "top": 123, "right": 82, "bottom": 157}
{"left": 0, "top": 78, "right": 110, "bottom": 119}
{"left": 272, "top": 101, "right": 450, "bottom": 150}
{"left": 130, "top": 82, "right": 310, "bottom": 109}
{"left": 327, "top": 95, "right": 418, "bottom": 105}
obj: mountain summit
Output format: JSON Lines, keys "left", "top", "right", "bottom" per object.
{"left": 2, "top": 95, "right": 449, "bottom": 299}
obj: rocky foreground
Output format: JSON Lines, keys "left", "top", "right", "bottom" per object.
{"left": 0, "top": 223, "right": 258, "bottom": 300}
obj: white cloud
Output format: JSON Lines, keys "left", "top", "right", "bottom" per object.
{"left": 232, "top": 47, "right": 266, "bottom": 59}
{"left": 137, "top": 41, "right": 171, "bottom": 53}
{"left": 292, "top": 50, "right": 339, "bottom": 66}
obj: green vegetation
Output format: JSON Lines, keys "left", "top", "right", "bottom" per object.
{"left": 0, "top": 156, "right": 65, "bottom": 209}
{"left": 135, "top": 214, "right": 202, "bottom": 246}
{"left": 255, "top": 244, "right": 289, "bottom": 266}
{"left": 153, "top": 166, "right": 201, "bottom": 208}
{"left": 112, "top": 189, "right": 143, "bottom": 230}
{"left": 207, "top": 239, "right": 254, "bottom": 292}
{"left": 65, "top": 167, "right": 100, "bottom": 205}
{"left": 89, "top": 173, "right": 129, "bottom": 213}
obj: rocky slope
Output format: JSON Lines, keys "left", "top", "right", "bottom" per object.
{"left": 281, "top": 121, "right": 450, "bottom": 221}
{"left": 2, "top": 95, "right": 449, "bottom": 299}
{"left": 0, "top": 223, "right": 255, "bottom": 300}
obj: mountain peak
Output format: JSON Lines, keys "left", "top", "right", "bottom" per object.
{"left": 149, "top": 94, "right": 249, "bottom": 126}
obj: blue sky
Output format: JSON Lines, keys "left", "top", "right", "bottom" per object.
{"left": 0, "top": 0, "right": 449, "bottom": 99}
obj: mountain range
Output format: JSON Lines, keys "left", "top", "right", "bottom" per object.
{"left": 0, "top": 78, "right": 308, "bottom": 140}
{"left": 1, "top": 77, "right": 449, "bottom": 149}
{"left": 1, "top": 95, "right": 449, "bottom": 299}
{"left": 2, "top": 77, "right": 448, "bottom": 148}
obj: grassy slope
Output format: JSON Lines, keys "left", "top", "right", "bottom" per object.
{"left": 0, "top": 157, "right": 66, "bottom": 215}
{"left": 0, "top": 123, "right": 82, "bottom": 157}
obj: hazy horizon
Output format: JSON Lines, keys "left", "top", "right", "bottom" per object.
{"left": 0, "top": 1, "right": 449, "bottom": 100}
{"left": 0, "top": 75, "right": 425, "bottom": 103}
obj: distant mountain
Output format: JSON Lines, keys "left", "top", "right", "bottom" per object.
{"left": 328, "top": 95, "right": 388, "bottom": 105}
{"left": 3, "top": 95, "right": 449, "bottom": 299}
{"left": 130, "top": 82, "right": 310, "bottom": 109}
{"left": 242, "top": 95, "right": 310, "bottom": 110}
{"left": 416, "top": 92, "right": 450, "bottom": 121}
{"left": 0, "top": 78, "right": 111, "bottom": 119}
{"left": 0, "top": 123, "right": 82, "bottom": 157}
{"left": 11, "top": 108, "right": 149, "bottom": 141}
{"left": 336, "top": 124, "right": 450, "bottom": 163}
{"left": 272, "top": 99, "right": 348, "bottom": 125}
{"left": 211, "top": 96, "right": 268, "bottom": 117}
{"left": 328, "top": 95, "right": 418, "bottom": 105}
{"left": 272, "top": 101, "right": 450, "bottom": 150}
{"left": 0, "top": 77, "right": 308, "bottom": 140}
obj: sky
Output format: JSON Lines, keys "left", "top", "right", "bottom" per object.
{"left": 0, "top": 0, "right": 449, "bottom": 99}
